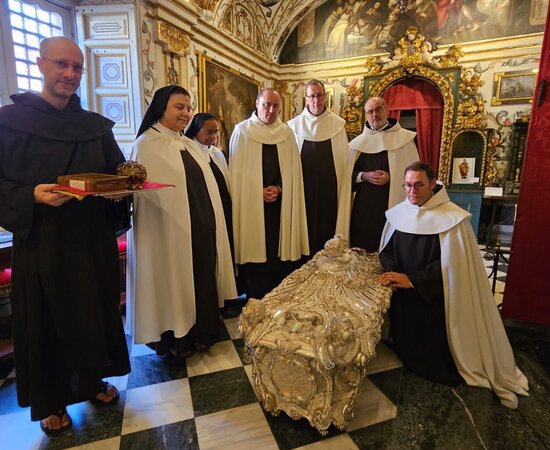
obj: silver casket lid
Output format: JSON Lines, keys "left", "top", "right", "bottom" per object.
{"left": 239, "top": 235, "right": 393, "bottom": 434}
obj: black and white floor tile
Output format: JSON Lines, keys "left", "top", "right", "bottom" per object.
{"left": 1, "top": 250, "right": 548, "bottom": 450}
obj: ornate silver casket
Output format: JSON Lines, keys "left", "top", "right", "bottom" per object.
{"left": 239, "top": 235, "right": 393, "bottom": 434}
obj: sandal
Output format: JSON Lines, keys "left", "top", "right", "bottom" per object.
{"left": 40, "top": 408, "right": 72, "bottom": 436}
{"left": 193, "top": 342, "right": 210, "bottom": 353}
{"left": 165, "top": 348, "right": 194, "bottom": 366}
{"left": 90, "top": 380, "right": 120, "bottom": 406}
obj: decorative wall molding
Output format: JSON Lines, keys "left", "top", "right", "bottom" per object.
{"left": 156, "top": 20, "right": 191, "bottom": 57}
{"left": 76, "top": 4, "right": 142, "bottom": 158}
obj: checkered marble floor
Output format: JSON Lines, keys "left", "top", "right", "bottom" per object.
{"left": 0, "top": 311, "right": 403, "bottom": 450}
{"left": 0, "top": 248, "right": 526, "bottom": 450}
{"left": 479, "top": 245, "right": 509, "bottom": 306}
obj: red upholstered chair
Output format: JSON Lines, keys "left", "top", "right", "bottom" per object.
{"left": 0, "top": 268, "right": 10, "bottom": 299}
{"left": 117, "top": 237, "right": 127, "bottom": 311}
{"left": 0, "top": 268, "right": 13, "bottom": 362}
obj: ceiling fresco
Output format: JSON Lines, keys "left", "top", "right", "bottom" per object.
{"left": 191, "top": 0, "right": 318, "bottom": 59}
{"left": 190, "top": 0, "right": 547, "bottom": 63}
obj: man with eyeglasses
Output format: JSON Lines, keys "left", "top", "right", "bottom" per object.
{"left": 377, "top": 161, "right": 528, "bottom": 409}
{"left": 336, "top": 96, "right": 418, "bottom": 252}
{"left": 0, "top": 37, "right": 130, "bottom": 434}
{"left": 288, "top": 79, "right": 348, "bottom": 256}
{"left": 229, "top": 87, "right": 309, "bottom": 300}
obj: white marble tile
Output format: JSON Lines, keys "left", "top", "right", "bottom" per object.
{"left": 185, "top": 340, "right": 243, "bottom": 377}
{"left": 66, "top": 436, "right": 121, "bottom": 450}
{"left": 366, "top": 342, "right": 402, "bottom": 375}
{"left": 294, "top": 433, "right": 360, "bottom": 450}
{"left": 494, "top": 279, "right": 506, "bottom": 294}
{"left": 195, "top": 402, "right": 278, "bottom": 450}
{"left": 103, "top": 373, "right": 128, "bottom": 392}
{"left": 0, "top": 409, "right": 44, "bottom": 450}
{"left": 224, "top": 317, "right": 243, "bottom": 340}
{"left": 346, "top": 378, "right": 397, "bottom": 432}
{"left": 121, "top": 378, "right": 194, "bottom": 435}
{"left": 130, "top": 342, "right": 155, "bottom": 358}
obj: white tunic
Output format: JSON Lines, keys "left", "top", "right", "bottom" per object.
{"left": 287, "top": 107, "right": 349, "bottom": 195}
{"left": 336, "top": 122, "right": 419, "bottom": 240}
{"left": 193, "top": 140, "right": 229, "bottom": 184}
{"left": 229, "top": 113, "right": 309, "bottom": 264}
{"left": 126, "top": 122, "right": 236, "bottom": 344}
{"left": 381, "top": 184, "right": 529, "bottom": 409}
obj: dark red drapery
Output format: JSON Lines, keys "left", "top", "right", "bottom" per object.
{"left": 502, "top": 6, "right": 550, "bottom": 326}
{"left": 382, "top": 78, "right": 443, "bottom": 172}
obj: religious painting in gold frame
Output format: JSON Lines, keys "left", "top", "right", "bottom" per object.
{"left": 491, "top": 70, "right": 537, "bottom": 106}
{"left": 198, "top": 53, "right": 260, "bottom": 152}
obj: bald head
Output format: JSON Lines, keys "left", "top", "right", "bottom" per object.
{"left": 39, "top": 36, "right": 83, "bottom": 60}
{"left": 37, "top": 37, "right": 84, "bottom": 109}
{"left": 364, "top": 96, "right": 388, "bottom": 130}
{"left": 256, "top": 88, "right": 281, "bottom": 125}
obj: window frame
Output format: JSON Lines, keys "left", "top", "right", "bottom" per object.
{"left": 0, "top": 0, "right": 75, "bottom": 105}
{"left": 0, "top": 0, "right": 75, "bottom": 244}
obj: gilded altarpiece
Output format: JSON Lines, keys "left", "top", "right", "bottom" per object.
{"left": 341, "top": 27, "right": 494, "bottom": 187}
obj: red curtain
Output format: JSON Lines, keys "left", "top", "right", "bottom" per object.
{"left": 382, "top": 78, "right": 444, "bottom": 173}
{"left": 502, "top": 6, "right": 550, "bottom": 325}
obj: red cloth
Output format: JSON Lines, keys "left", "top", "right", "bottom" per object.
{"left": 382, "top": 78, "right": 443, "bottom": 172}
{"left": 117, "top": 240, "right": 127, "bottom": 253}
{"left": 0, "top": 268, "right": 11, "bottom": 286}
{"left": 55, "top": 180, "right": 173, "bottom": 197}
{"left": 502, "top": 12, "right": 550, "bottom": 325}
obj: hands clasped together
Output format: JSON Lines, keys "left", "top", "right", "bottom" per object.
{"left": 263, "top": 185, "right": 281, "bottom": 203}
{"left": 361, "top": 170, "right": 390, "bottom": 186}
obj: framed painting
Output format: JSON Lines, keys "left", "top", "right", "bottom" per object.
{"left": 452, "top": 157, "right": 477, "bottom": 184}
{"left": 198, "top": 53, "right": 260, "bottom": 151}
{"left": 491, "top": 70, "right": 537, "bottom": 106}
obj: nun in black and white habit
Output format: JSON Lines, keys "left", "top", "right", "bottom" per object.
{"left": 126, "top": 86, "right": 236, "bottom": 361}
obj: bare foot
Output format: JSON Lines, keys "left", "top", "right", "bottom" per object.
{"left": 40, "top": 409, "right": 72, "bottom": 435}
{"left": 93, "top": 381, "right": 120, "bottom": 405}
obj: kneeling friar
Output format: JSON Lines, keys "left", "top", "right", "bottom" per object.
{"left": 379, "top": 162, "right": 529, "bottom": 409}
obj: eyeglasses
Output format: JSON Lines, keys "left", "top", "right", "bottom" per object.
{"left": 402, "top": 182, "right": 425, "bottom": 191}
{"left": 202, "top": 128, "right": 220, "bottom": 136}
{"left": 42, "top": 57, "right": 85, "bottom": 74}
{"left": 365, "top": 105, "right": 386, "bottom": 116}
{"left": 305, "top": 94, "right": 326, "bottom": 100}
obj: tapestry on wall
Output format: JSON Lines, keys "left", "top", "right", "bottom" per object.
{"left": 279, "top": 0, "right": 547, "bottom": 64}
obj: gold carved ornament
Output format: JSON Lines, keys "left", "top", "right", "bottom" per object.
{"left": 341, "top": 80, "right": 364, "bottom": 138}
{"left": 344, "top": 27, "right": 472, "bottom": 185}
{"left": 482, "top": 128, "right": 502, "bottom": 187}
{"left": 273, "top": 80, "right": 289, "bottom": 95}
{"left": 366, "top": 65, "right": 457, "bottom": 185}
{"left": 157, "top": 21, "right": 190, "bottom": 57}
{"left": 456, "top": 70, "right": 487, "bottom": 129}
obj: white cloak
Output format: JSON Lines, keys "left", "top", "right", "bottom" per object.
{"left": 381, "top": 184, "right": 529, "bottom": 409}
{"left": 126, "top": 122, "right": 237, "bottom": 344}
{"left": 336, "top": 121, "right": 418, "bottom": 239}
{"left": 193, "top": 139, "right": 229, "bottom": 185}
{"left": 229, "top": 113, "right": 309, "bottom": 264}
{"left": 287, "top": 107, "right": 349, "bottom": 196}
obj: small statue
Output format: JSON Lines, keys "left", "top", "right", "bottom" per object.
{"left": 117, "top": 161, "right": 147, "bottom": 189}
{"left": 459, "top": 159, "right": 469, "bottom": 179}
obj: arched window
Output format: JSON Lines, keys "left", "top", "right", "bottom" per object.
{"left": 0, "top": 0, "right": 73, "bottom": 105}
